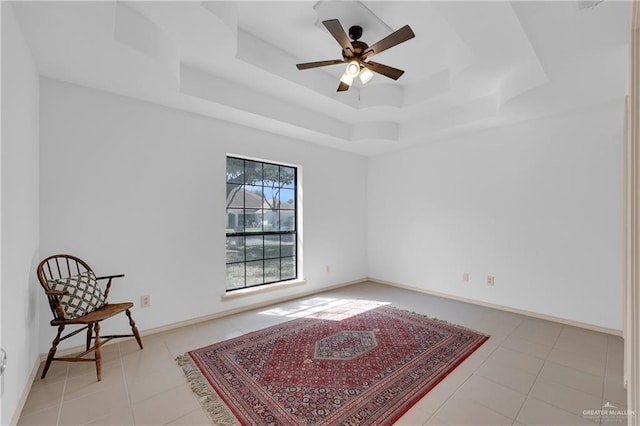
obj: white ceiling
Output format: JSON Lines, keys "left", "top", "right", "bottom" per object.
{"left": 10, "top": 1, "right": 629, "bottom": 157}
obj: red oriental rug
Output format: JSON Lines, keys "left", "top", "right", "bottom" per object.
{"left": 177, "top": 303, "right": 488, "bottom": 425}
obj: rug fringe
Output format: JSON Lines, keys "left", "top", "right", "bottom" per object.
{"left": 176, "top": 354, "right": 240, "bottom": 426}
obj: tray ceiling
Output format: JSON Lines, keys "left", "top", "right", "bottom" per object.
{"left": 10, "top": 1, "right": 629, "bottom": 156}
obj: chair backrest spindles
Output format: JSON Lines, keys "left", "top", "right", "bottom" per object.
{"left": 46, "top": 261, "right": 54, "bottom": 282}
{"left": 55, "top": 258, "right": 61, "bottom": 280}
{"left": 37, "top": 254, "right": 95, "bottom": 321}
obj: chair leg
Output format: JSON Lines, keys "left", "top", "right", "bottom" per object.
{"left": 42, "top": 325, "right": 65, "bottom": 379}
{"left": 86, "top": 324, "right": 94, "bottom": 351}
{"left": 94, "top": 322, "right": 102, "bottom": 382}
{"left": 126, "top": 309, "right": 143, "bottom": 350}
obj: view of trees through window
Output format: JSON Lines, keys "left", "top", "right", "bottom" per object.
{"left": 226, "top": 156, "right": 297, "bottom": 291}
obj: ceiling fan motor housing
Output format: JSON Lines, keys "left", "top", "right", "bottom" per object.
{"left": 342, "top": 25, "right": 367, "bottom": 60}
{"left": 343, "top": 40, "right": 368, "bottom": 60}
{"left": 349, "top": 25, "right": 363, "bottom": 41}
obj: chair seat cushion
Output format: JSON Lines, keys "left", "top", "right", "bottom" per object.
{"left": 49, "top": 271, "right": 106, "bottom": 319}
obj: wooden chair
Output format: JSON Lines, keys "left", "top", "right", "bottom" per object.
{"left": 37, "top": 254, "right": 143, "bottom": 381}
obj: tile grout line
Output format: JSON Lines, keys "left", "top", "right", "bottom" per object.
{"left": 400, "top": 314, "right": 520, "bottom": 424}
{"left": 463, "top": 317, "right": 537, "bottom": 424}
{"left": 161, "top": 338, "right": 210, "bottom": 425}
{"left": 55, "top": 364, "right": 70, "bottom": 426}
{"left": 117, "top": 342, "right": 137, "bottom": 425}
{"left": 424, "top": 372, "right": 475, "bottom": 424}
{"left": 516, "top": 325, "right": 606, "bottom": 425}
{"left": 429, "top": 317, "right": 527, "bottom": 424}
{"left": 524, "top": 336, "right": 606, "bottom": 398}
{"left": 134, "top": 338, "right": 202, "bottom": 425}
{"left": 510, "top": 322, "right": 565, "bottom": 424}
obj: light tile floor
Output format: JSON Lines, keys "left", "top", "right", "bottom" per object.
{"left": 17, "top": 281, "right": 627, "bottom": 425}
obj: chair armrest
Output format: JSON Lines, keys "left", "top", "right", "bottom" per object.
{"left": 96, "top": 274, "right": 125, "bottom": 300}
{"left": 96, "top": 274, "right": 125, "bottom": 280}
{"left": 45, "top": 289, "right": 68, "bottom": 296}
{"left": 44, "top": 290, "right": 68, "bottom": 319}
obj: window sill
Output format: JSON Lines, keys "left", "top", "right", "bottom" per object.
{"left": 222, "top": 278, "right": 307, "bottom": 301}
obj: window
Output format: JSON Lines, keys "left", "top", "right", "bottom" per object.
{"left": 226, "top": 156, "right": 297, "bottom": 291}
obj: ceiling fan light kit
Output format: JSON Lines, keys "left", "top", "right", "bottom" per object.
{"left": 296, "top": 19, "right": 415, "bottom": 92}
{"left": 359, "top": 66, "right": 374, "bottom": 84}
{"left": 340, "top": 72, "right": 354, "bottom": 86}
{"left": 341, "top": 60, "right": 362, "bottom": 88}
{"left": 346, "top": 60, "right": 361, "bottom": 77}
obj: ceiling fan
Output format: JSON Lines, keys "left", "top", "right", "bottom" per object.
{"left": 296, "top": 19, "right": 415, "bottom": 92}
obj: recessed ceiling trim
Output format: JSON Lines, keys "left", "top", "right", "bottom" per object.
{"left": 499, "top": 53, "right": 549, "bottom": 106}
{"left": 114, "top": 2, "right": 179, "bottom": 80}
{"left": 180, "top": 64, "right": 353, "bottom": 141}
{"left": 313, "top": 1, "right": 393, "bottom": 39}
{"left": 352, "top": 121, "right": 398, "bottom": 142}
{"left": 236, "top": 29, "right": 360, "bottom": 109}
{"left": 402, "top": 94, "right": 500, "bottom": 140}
{"left": 9, "top": 1, "right": 629, "bottom": 157}
{"left": 359, "top": 84, "right": 403, "bottom": 108}
{"left": 200, "top": 1, "right": 238, "bottom": 37}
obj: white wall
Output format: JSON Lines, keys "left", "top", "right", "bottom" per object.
{"left": 39, "top": 79, "right": 368, "bottom": 352}
{"left": 1, "top": 3, "right": 41, "bottom": 424}
{"left": 368, "top": 101, "right": 624, "bottom": 330}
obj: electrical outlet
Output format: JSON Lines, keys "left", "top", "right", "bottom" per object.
{"left": 487, "top": 275, "right": 495, "bottom": 286}
{"left": 462, "top": 272, "right": 470, "bottom": 282}
{"left": 325, "top": 264, "right": 331, "bottom": 273}
{"left": 140, "top": 295, "right": 150, "bottom": 308}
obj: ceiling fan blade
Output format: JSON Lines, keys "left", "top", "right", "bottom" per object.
{"left": 337, "top": 81, "right": 350, "bottom": 92}
{"left": 364, "top": 61, "right": 405, "bottom": 80}
{"left": 323, "top": 19, "right": 354, "bottom": 57}
{"left": 362, "top": 25, "right": 415, "bottom": 59}
{"left": 296, "top": 59, "right": 345, "bottom": 70}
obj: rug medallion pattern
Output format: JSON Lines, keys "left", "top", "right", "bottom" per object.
{"left": 182, "top": 304, "right": 488, "bottom": 425}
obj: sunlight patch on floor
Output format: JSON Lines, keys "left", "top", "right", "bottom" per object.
{"left": 259, "top": 298, "right": 390, "bottom": 320}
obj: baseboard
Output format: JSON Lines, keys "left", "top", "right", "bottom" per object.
{"left": 369, "top": 277, "right": 623, "bottom": 337}
{"left": 10, "top": 355, "right": 41, "bottom": 426}
{"left": 44, "top": 278, "right": 366, "bottom": 360}
{"left": 43, "top": 276, "right": 622, "bottom": 361}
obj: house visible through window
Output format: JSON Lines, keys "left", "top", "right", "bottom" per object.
{"left": 226, "top": 156, "right": 297, "bottom": 291}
